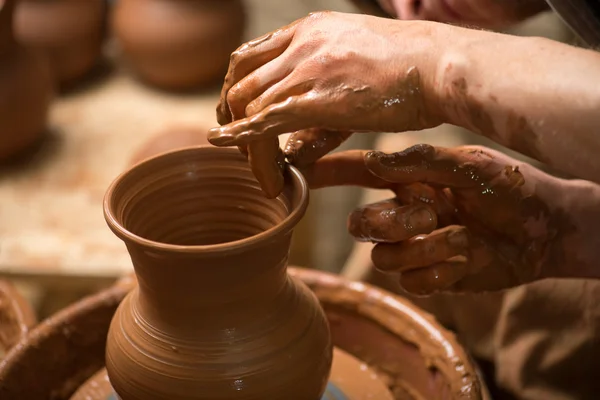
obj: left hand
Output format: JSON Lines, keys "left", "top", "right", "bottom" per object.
{"left": 301, "top": 144, "right": 572, "bottom": 295}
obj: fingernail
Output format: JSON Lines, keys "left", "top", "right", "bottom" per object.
{"left": 404, "top": 207, "right": 435, "bottom": 233}
{"left": 283, "top": 137, "right": 303, "bottom": 163}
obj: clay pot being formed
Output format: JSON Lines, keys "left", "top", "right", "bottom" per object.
{"left": 14, "top": 0, "right": 107, "bottom": 90}
{"left": 112, "top": 0, "right": 245, "bottom": 91}
{"left": 103, "top": 146, "right": 333, "bottom": 399}
{"left": 0, "top": 0, "right": 53, "bottom": 161}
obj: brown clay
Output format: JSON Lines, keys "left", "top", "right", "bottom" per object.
{"left": 0, "top": 280, "right": 36, "bottom": 354}
{"left": 103, "top": 146, "right": 332, "bottom": 399}
{"left": 70, "top": 368, "right": 113, "bottom": 400}
{"left": 0, "top": 278, "right": 135, "bottom": 399}
{"left": 129, "top": 126, "right": 210, "bottom": 165}
{"left": 0, "top": 0, "right": 53, "bottom": 161}
{"left": 112, "top": 0, "right": 245, "bottom": 91}
{"left": 328, "top": 347, "right": 395, "bottom": 400}
{"left": 294, "top": 268, "right": 484, "bottom": 399}
{"left": 14, "top": 0, "right": 106, "bottom": 90}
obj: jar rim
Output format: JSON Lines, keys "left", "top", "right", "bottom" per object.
{"left": 103, "top": 145, "right": 309, "bottom": 255}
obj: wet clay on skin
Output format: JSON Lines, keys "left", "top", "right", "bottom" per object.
{"left": 14, "top": 0, "right": 106, "bottom": 90}
{"left": 0, "top": 0, "right": 53, "bottom": 161}
{"left": 112, "top": 0, "right": 245, "bottom": 91}
{"left": 103, "top": 146, "right": 332, "bottom": 399}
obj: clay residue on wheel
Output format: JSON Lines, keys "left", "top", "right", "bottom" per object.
{"left": 291, "top": 267, "right": 483, "bottom": 399}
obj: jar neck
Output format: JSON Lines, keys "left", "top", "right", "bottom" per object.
{"left": 125, "top": 234, "right": 293, "bottom": 329}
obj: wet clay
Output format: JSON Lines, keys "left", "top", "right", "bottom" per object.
{"left": 129, "top": 126, "right": 210, "bottom": 165}
{"left": 328, "top": 347, "right": 394, "bottom": 400}
{"left": 70, "top": 368, "right": 113, "bottom": 400}
{"left": 0, "top": 280, "right": 36, "bottom": 355}
{"left": 14, "top": 0, "right": 107, "bottom": 90}
{"left": 293, "top": 268, "right": 484, "bottom": 399}
{"left": 348, "top": 0, "right": 396, "bottom": 17}
{"left": 0, "top": 0, "right": 54, "bottom": 161}
{"left": 112, "top": 0, "right": 245, "bottom": 91}
{"left": 103, "top": 146, "right": 332, "bottom": 399}
{"left": 0, "top": 278, "right": 135, "bottom": 399}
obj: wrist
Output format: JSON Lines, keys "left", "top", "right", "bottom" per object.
{"left": 429, "top": 28, "right": 529, "bottom": 134}
{"left": 388, "top": 20, "right": 456, "bottom": 128}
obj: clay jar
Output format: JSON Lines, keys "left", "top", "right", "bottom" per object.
{"left": 112, "top": 0, "right": 245, "bottom": 91}
{"left": 0, "top": 0, "right": 53, "bottom": 161}
{"left": 103, "top": 146, "right": 333, "bottom": 399}
{"left": 14, "top": 0, "right": 106, "bottom": 90}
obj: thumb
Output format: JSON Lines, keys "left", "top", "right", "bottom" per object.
{"left": 365, "top": 144, "right": 491, "bottom": 188}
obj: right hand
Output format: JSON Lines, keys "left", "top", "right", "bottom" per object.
{"left": 375, "top": 0, "right": 548, "bottom": 29}
{"left": 209, "top": 11, "right": 445, "bottom": 177}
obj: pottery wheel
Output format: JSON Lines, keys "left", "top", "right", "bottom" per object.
{"left": 71, "top": 347, "right": 393, "bottom": 400}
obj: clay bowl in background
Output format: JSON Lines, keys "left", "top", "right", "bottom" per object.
{"left": 112, "top": 0, "right": 245, "bottom": 91}
{"left": 129, "top": 126, "right": 210, "bottom": 166}
{"left": 0, "top": 269, "right": 487, "bottom": 399}
{"left": 14, "top": 0, "right": 107, "bottom": 91}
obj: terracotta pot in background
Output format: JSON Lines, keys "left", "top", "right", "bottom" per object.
{"left": 129, "top": 126, "right": 209, "bottom": 165}
{"left": 0, "top": 0, "right": 53, "bottom": 161}
{"left": 112, "top": 0, "right": 245, "bottom": 91}
{"left": 14, "top": 0, "right": 107, "bottom": 90}
{"left": 103, "top": 146, "right": 333, "bottom": 399}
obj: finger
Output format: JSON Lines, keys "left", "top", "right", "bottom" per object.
{"left": 284, "top": 129, "right": 353, "bottom": 167}
{"left": 371, "top": 225, "right": 469, "bottom": 271}
{"left": 227, "top": 57, "right": 297, "bottom": 121}
{"left": 299, "top": 150, "right": 394, "bottom": 190}
{"left": 365, "top": 144, "right": 493, "bottom": 188}
{"left": 347, "top": 199, "right": 437, "bottom": 243}
{"left": 245, "top": 72, "right": 313, "bottom": 117}
{"left": 247, "top": 139, "right": 285, "bottom": 199}
{"left": 216, "top": 21, "right": 300, "bottom": 125}
{"left": 398, "top": 256, "right": 469, "bottom": 295}
{"left": 209, "top": 94, "right": 321, "bottom": 146}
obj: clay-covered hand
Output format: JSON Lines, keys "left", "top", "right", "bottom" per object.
{"left": 374, "top": 0, "right": 548, "bottom": 29}
{"left": 209, "top": 11, "right": 443, "bottom": 170}
{"left": 302, "top": 144, "right": 576, "bottom": 295}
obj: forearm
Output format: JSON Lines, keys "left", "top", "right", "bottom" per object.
{"left": 431, "top": 26, "right": 600, "bottom": 182}
{"left": 541, "top": 177, "right": 600, "bottom": 280}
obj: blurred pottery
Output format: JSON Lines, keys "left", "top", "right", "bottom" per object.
{"left": 14, "top": 0, "right": 107, "bottom": 90}
{"left": 0, "top": 0, "right": 53, "bottom": 161}
{"left": 112, "top": 0, "right": 245, "bottom": 91}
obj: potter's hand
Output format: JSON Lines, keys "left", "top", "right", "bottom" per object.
{"left": 372, "top": 0, "right": 548, "bottom": 29}
{"left": 211, "top": 11, "right": 600, "bottom": 183}
{"left": 209, "top": 11, "right": 442, "bottom": 169}
{"left": 302, "top": 144, "right": 600, "bottom": 295}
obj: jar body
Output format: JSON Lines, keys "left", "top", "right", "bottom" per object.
{"left": 107, "top": 275, "right": 332, "bottom": 400}
{"left": 112, "top": 0, "right": 245, "bottom": 90}
{"left": 14, "top": 0, "right": 106, "bottom": 88}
